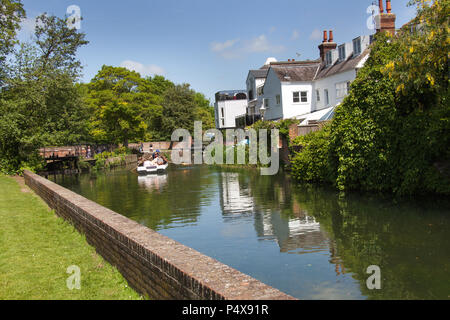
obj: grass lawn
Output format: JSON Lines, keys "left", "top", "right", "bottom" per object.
{"left": 0, "top": 175, "right": 142, "bottom": 300}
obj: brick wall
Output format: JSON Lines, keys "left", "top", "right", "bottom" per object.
{"left": 24, "top": 171, "right": 295, "bottom": 300}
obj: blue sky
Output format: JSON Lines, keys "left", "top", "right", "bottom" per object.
{"left": 19, "top": 0, "right": 416, "bottom": 102}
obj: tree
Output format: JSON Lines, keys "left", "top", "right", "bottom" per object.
{"left": 160, "top": 84, "right": 197, "bottom": 140}
{"left": 87, "top": 66, "right": 163, "bottom": 146}
{"left": 194, "top": 92, "right": 215, "bottom": 131}
{"left": 291, "top": 0, "right": 449, "bottom": 196}
{"left": 0, "top": 13, "right": 89, "bottom": 174}
{"left": 0, "top": 0, "right": 25, "bottom": 84}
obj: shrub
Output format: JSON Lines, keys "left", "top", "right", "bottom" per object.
{"left": 290, "top": 125, "right": 332, "bottom": 183}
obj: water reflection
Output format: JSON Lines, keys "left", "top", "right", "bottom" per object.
{"left": 137, "top": 174, "right": 168, "bottom": 192}
{"left": 219, "top": 172, "right": 255, "bottom": 215}
{"left": 50, "top": 166, "right": 450, "bottom": 300}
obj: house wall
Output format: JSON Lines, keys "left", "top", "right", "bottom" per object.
{"left": 214, "top": 100, "right": 248, "bottom": 129}
{"left": 246, "top": 76, "right": 266, "bottom": 116}
{"left": 261, "top": 69, "right": 283, "bottom": 120}
{"left": 313, "top": 69, "right": 356, "bottom": 111}
{"left": 281, "top": 82, "right": 314, "bottom": 119}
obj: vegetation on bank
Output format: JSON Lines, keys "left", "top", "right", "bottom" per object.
{"left": 0, "top": 175, "right": 141, "bottom": 300}
{"left": 0, "top": 0, "right": 215, "bottom": 175}
{"left": 291, "top": 0, "right": 449, "bottom": 196}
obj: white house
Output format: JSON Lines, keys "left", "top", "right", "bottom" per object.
{"left": 214, "top": 90, "right": 248, "bottom": 129}
{"left": 244, "top": 59, "right": 273, "bottom": 125}
{"left": 261, "top": 32, "right": 372, "bottom": 123}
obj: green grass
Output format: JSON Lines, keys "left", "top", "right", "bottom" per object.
{"left": 0, "top": 175, "right": 142, "bottom": 300}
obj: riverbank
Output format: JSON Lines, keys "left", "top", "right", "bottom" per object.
{"left": 0, "top": 175, "right": 141, "bottom": 300}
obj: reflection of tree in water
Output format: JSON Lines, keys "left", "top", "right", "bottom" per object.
{"left": 218, "top": 169, "right": 450, "bottom": 299}
{"left": 54, "top": 166, "right": 218, "bottom": 231}
{"left": 54, "top": 167, "right": 450, "bottom": 299}
{"left": 291, "top": 185, "right": 450, "bottom": 300}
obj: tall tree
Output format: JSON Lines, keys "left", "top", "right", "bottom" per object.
{"left": 0, "top": 0, "right": 25, "bottom": 84}
{"left": 87, "top": 66, "right": 163, "bottom": 146}
{"left": 0, "top": 13, "right": 89, "bottom": 173}
{"left": 161, "top": 84, "right": 197, "bottom": 140}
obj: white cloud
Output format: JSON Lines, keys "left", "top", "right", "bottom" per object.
{"left": 309, "top": 29, "right": 322, "bottom": 41}
{"left": 210, "top": 34, "right": 285, "bottom": 59}
{"left": 120, "top": 60, "right": 165, "bottom": 76}
{"left": 210, "top": 39, "right": 238, "bottom": 53}
{"left": 292, "top": 30, "right": 300, "bottom": 40}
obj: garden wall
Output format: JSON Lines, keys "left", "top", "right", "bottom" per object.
{"left": 23, "top": 170, "right": 295, "bottom": 300}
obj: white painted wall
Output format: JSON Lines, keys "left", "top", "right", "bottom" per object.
{"left": 246, "top": 75, "right": 267, "bottom": 116}
{"left": 214, "top": 100, "right": 248, "bottom": 129}
{"left": 281, "top": 82, "right": 314, "bottom": 119}
{"left": 313, "top": 69, "right": 356, "bottom": 111}
{"left": 263, "top": 68, "right": 313, "bottom": 120}
{"left": 261, "top": 68, "right": 282, "bottom": 120}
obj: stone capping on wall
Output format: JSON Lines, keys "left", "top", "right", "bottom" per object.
{"left": 24, "top": 170, "right": 296, "bottom": 300}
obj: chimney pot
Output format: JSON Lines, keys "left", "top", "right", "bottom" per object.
{"left": 329, "top": 30, "right": 334, "bottom": 42}
{"left": 379, "top": 0, "right": 384, "bottom": 13}
{"left": 386, "top": 0, "right": 392, "bottom": 14}
{"left": 323, "top": 30, "right": 328, "bottom": 43}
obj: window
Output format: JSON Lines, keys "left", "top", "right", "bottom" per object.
{"left": 293, "top": 91, "right": 308, "bottom": 103}
{"left": 301, "top": 91, "right": 308, "bottom": 103}
{"left": 316, "top": 90, "right": 320, "bottom": 102}
{"left": 221, "top": 119, "right": 225, "bottom": 126}
{"left": 326, "top": 51, "right": 333, "bottom": 66}
{"left": 338, "top": 45, "right": 346, "bottom": 61}
{"left": 353, "top": 37, "right": 362, "bottom": 56}
{"left": 336, "top": 82, "right": 349, "bottom": 98}
{"left": 264, "top": 98, "right": 270, "bottom": 108}
{"left": 257, "top": 86, "right": 264, "bottom": 96}
{"left": 276, "top": 95, "right": 281, "bottom": 105}
{"left": 324, "top": 89, "right": 329, "bottom": 105}
{"left": 347, "top": 81, "right": 351, "bottom": 93}
{"left": 221, "top": 108, "right": 224, "bottom": 118}
{"left": 249, "top": 90, "right": 254, "bottom": 100}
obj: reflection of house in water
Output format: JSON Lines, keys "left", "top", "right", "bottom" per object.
{"left": 219, "top": 172, "right": 255, "bottom": 215}
{"left": 137, "top": 174, "right": 168, "bottom": 192}
{"left": 254, "top": 210, "right": 330, "bottom": 255}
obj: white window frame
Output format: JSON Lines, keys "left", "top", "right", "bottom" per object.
{"left": 336, "top": 81, "right": 349, "bottom": 99}
{"left": 264, "top": 98, "right": 270, "bottom": 109}
{"left": 338, "top": 45, "right": 346, "bottom": 61}
{"left": 353, "top": 37, "right": 362, "bottom": 56}
{"left": 276, "top": 95, "right": 281, "bottom": 105}
{"left": 293, "top": 91, "right": 308, "bottom": 104}
{"left": 316, "top": 89, "right": 320, "bottom": 102}
{"left": 324, "top": 89, "right": 329, "bottom": 105}
{"left": 257, "top": 86, "right": 264, "bottom": 97}
{"left": 326, "top": 51, "right": 333, "bottom": 66}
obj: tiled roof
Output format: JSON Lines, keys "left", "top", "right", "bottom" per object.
{"left": 271, "top": 62, "right": 322, "bottom": 82}
{"left": 315, "top": 48, "right": 370, "bottom": 79}
{"left": 248, "top": 69, "right": 269, "bottom": 78}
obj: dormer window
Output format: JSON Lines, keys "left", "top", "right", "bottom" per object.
{"left": 353, "top": 37, "right": 362, "bottom": 56}
{"left": 325, "top": 51, "right": 333, "bottom": 66}
{"left": 338, "top": 45, "right": 346, "bottom": 61}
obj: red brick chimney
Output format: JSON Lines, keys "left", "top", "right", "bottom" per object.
{"left": 318, "top": 30, "right": 337, "bottom": 62}
{"left": 376, "top": 0, "right": 396, "bottom": 35}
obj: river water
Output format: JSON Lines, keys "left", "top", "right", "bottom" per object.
{"left": 50, "top": 165, "right": 450, "bottom": 300}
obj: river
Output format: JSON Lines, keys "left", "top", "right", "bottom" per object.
{"left": 49, "top": 165, "right": 450, "bottom": 300}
